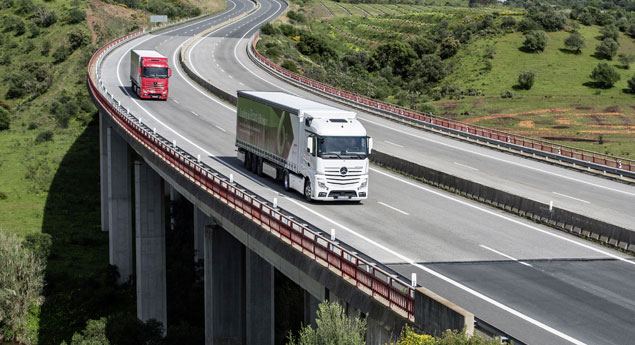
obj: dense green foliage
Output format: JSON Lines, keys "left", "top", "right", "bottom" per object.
{"left": 563, "top": 31, "right": 584, "bottom": 53}
{"left": 590, "top": 62, "right": 621, "bottom": 87}
{"left": 0, "top": 232, "right": 45, "bottom": 344}
{"left": 595, "top": 37, "right": 620, "bottom": 59}
{"left": 517, "top": 70, "right": 535, "bottom": 89}
{"left": 522, "top": 30, "right": 547, "bottom": 52}
{"left": 287, "top": 301, "right": 366, "bottom": 345}
{"left": 395, "top": 325, "right": 502, "bottom": 345}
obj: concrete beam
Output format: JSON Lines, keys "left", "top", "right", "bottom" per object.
{"left": 107, "top": 127, "right": 133, "bottom": 283}
{"left": 204, "top": 225, "right": 245, "bottom": 345}
{"left": 99, "top": 111, "right": 109, "bottom": 232}
{"left": 246, "top": 249, "right": 274, "bottom": 345}
{"left": 193, "top": 207, "right": 210, "bottom": 262}
{"left": 134, "top": 160, "right": 167, "bottom": 332}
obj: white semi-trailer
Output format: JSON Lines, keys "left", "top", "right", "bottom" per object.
{"left": 236, "top": 91, "right": 372, "bottom": 201}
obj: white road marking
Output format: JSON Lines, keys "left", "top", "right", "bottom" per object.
{"left": 191, "top": 111, "right": 199, "bottom": 117}
{"left": 109, "top": 3, "right": 593, "bottom": 344}
{"left": 215, "top": 125, "right": 227, "bottom": 132}
{"left": 384, "top": 140, "right": 403, "bottom": 148}
{"left": 377, "top": 201, "right": 409, "bottom": 215}
{"left": 370, "top": 167, "right": 633, "bottom": 266}
{"left": 454, "top": 162, "right": 479, "bottom": 171}
{"left": 360, "top": 117, "right": 635, "bottom": 198}
{"left": 479, "top": 244, "right": 532, "bottom": 267}
{"left": 552, "top": 192, "right": 591, "bottom": 204}
{"left": 173, "top": 99, "right": 180, "bottom": 104}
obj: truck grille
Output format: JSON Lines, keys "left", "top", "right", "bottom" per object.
{"left": 324, "top": 167, "right": 363, "bottom": 186}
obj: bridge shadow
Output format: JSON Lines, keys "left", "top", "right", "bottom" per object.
{"left": 38, "top": 116, "right": 137, "bottom": 345}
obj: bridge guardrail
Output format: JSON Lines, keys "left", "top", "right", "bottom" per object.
{"left": 248, "top": 33, "right": 634, "bottom": 180}
{"left": 88, "top": 25, "right": 415, "bottom": 322}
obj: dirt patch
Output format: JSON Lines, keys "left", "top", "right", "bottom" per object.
{"left": 603, "top": 106, "right": 621, "bottom": 113}
{"left": 465, "top": 108, "right": 570, "bottom": 124}
{"left": 551, "top": 125, "right": 570, "bottom": 129}
{"left": 556, "top": 117, "right": 572, "bottom": 125}
{"left": 87, "top": 0, "right": 146, "bottom": 44}
{"left": 518, "top": 120, "right": 534, "bottom": 128}
{"left": 542, "top": 136, "right": 598, "bottom": 143}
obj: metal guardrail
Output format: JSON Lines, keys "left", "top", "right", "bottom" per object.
{"left": 88, "top": 23, "right": 415, "bottom": 321}
{"left": 249, "top": 33, "right": 635, "bottom": 179}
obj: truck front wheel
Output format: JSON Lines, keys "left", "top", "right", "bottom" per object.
{"left": 304, "top": 179, "right": 312, "bottom": 202}
{"left": 283, "top": 171, "right": 290, "bottom": 191}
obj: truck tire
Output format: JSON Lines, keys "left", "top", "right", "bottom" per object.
{"left": 251, "top": 154, "right": 259, "bottom": 174}
{"left": 283, "top": 171, "right": 290, "bottom": 191}
{"left": 245, "top": 152, "right": 252, "bottom": 171}
{"left": 256, "top": 157, "right": 263, "bottom": 176}
{"left": 304, "top": 179, "right": 312, "bottom": 202}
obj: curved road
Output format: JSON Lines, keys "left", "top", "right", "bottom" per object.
{"left": 97, "top": 1, "right": 635, "bottom": 344}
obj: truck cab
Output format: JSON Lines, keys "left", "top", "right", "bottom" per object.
{"left": 130, "top": 50, "right": 171, "bottom": 100}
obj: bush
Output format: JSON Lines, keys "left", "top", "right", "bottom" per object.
{"left": 564, "top": 31, "right": 585, "bottom": 53}
{"left": 27, "top": 21, "right": 39, "bottom": 38}
{"left": 595, "top": 38, "right": 619, "bottom": 60}
{"left": 61, "top": 318, "right": 109, "bottom": 345}
{"left": 287, "top": 301, "right": 366, "bottom": 345}
{"left": 281, "top": 60, "right": 299, "bottom": 73}
{"left": 618, "top": 54, "right": 634, "bottom": 69}
{"left": 628, "top": 23, "right": 635, "bottom": 38}
{"left": 261, "top": 22, "right": 277, "bottom": 35}
{"left": 439, "top": 36, "right": 460, "bottom": 59}
{"left": 0, "top": 107, "right": 9, "bottom": 131}
{"left": 590, "top": 62, "right": 620, "bottom": 88}
{"left": 33, "top": 6, "right": 57, "bottom": 27}
{"left": 500, "top": 16, "right": 516, "bottom": 30}
{"left": 517, "top": 71, "right": 535, "bottom": 90}
{"left": 52, "top": 44, "right": 71, "bottom": 63}
{"left": 627, "top": 75, "right": 635, "bottom": 93}
{"left": 68, "top": 29, "right": 89, "bottom": 50}
{"left": 600, "top": 25, "right": 619, "bottom": 41}
{"left": 66, "top": 6, "right": 85, "bottom": 24}
{"left": 408, "top": 36, "right": 437, "bottom": 57}
{"left": 500, "top": 90, "right": 513, "bottom": 98}
{"left": 41, "top": 40, "right": 51, "bottom": 56}
{"left": 522, "top": 30, "right": 547, "bottom": 52}
{"left": 517, "top": 18, "right": 541, "bottom": 32}
{"left": 35, "top": 130, "right": 53, "bottom": 143}
{"left": 297, "top": 34, "right": 336, "bottom": 60}
{"left": 287, "top": 10, "right": 305, "bottom": 23}
{"left": 23, "top": 233, "right": 52, "bottom": 260}
{"left": 279, "top": 23, "right": 297, "bottom": 37}
{"left": 51, "top": 93, "right": 79, "bottom": 128}
{"left": 0, "top": 232, "right": 45, "bottom": 345}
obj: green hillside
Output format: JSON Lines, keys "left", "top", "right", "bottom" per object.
{"left": 258, "top": 0, "right": 635, "bottom": 157}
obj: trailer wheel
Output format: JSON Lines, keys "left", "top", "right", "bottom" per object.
{"left": 245, "top": 152, "right": 252, "bottom": 171}
{"left": 283, "top": 171, "right": 290, "bottom": 191}
{"left": 303, "top": 179, "right": 312, "bottom": 202}
{"left": 251, "top": 154, "right": 259, "bottom": 174}
{"left": 256, "top": 157, "right": 263, "bottom": 176}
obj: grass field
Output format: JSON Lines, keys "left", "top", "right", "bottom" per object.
{"left": 266, "top": 0, "right": 635, "bottom": 158}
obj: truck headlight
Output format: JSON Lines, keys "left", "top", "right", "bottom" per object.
{"left": 359, "top": 179, "right": 367, "bottom": 188}
{"left": 318, "top": 181, "right": 328, "bottom": 190}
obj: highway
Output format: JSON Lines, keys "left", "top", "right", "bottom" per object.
{"left": 187, "top": 0, "right": 635, "bottom": 233}
{"left": 97, "top": 0, "right": 635, "bottom": 344}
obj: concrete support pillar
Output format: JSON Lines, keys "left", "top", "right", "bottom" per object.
{"left": 193, "top": 207, "right": 210, "bottom": 262}
{"left": 99, "top": 112, "right": 109, "bottom": 232}
{"left": 304, "top": 291, "right": 320, "bottom": 328}
{"left": 134, "top": 160, "right": 167, "bottom": 332}
{"left": 204, "top": 225, "right": 245, "bottom": 345}
{"left": 107, "top": 127, "right": 133, "bottom": 283}
{"left": 169, "top": 185, "right": 180, "bottom": 231}
{"left": 246, "top": 249, "right": 274, "bottom": 345}
{"left": 366, "top": 318, "right": 396, "bottom": 345}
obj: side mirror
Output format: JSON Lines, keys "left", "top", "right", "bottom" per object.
{"left": 368, "top": 137, "right": 373, "bottom": 154}
{"left": 168, "top": 68, "right": 172, "bottom": 77}
{"left": 307, "top": 137, "right": 314, "bottom": 154}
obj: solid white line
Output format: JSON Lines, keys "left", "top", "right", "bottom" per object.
{"left": 191, "top": 111, "right": 199, "bottom": 117}
{"left": 283, "top": 197, "right": 588, "bottom": 345}
{"left": 384, "top": 140, "right": 404, "bottom": 148}
{"left": 110, "top": 3, "right": 591, "bottom": 344}
{"left": 479, "top": 244, "right": 532, "bottom": 267}
{"left": 377, "top": 201, "right": 409, "bottom": 215}
{"left": 173, "top": 99, "right": 180, "bottom": 104}
{"left": 370, "top": 167, "right": 634, "bottom": 266}
{"left": 552, "top": 192, "right": 591, "bottom": 204}
{"left": 215, "top": 125, "right": 227, "bottom": 132}
{"left": 360, "top": 117, "right": 635, "bottom": 197}
{"left": 454, "top": 162, "right": 479, "bottom": 171}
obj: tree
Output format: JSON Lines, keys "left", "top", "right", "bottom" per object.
{"left": 0, "top": 232, "right": 45, "bottom": 344}
{"left": 600, "top": 25, "right": 620, "bottom": 41}
{"left": 595, "top": 38, "right": 619, "bottom": 60}
{"left": 439, "top": 36, "right": 460, "bottom": 59}
{"left": 628, "top": 23, "right": 635, "bottom": 38}
{"left": 408, "top": 36, "right": 437, "bottom": 57}
{"left": 372, "top": 42, "right": 417, "bottom": 78}
{"left": 287, "top": 301, "right": 366, "bottom": 345}
{"left": 517, "top": 71, "right": 535, "bottom": 90}
{"left": 618, "top": 54, "right": 635, "bottom": 69}
{"left": 564, "top": 31, "right": 585, "bottom": 53}
{"left": 590, "top": 62, "right": 621, "bottom": 88}
{"left": 522, "top": 30, "right": 547, "bottom": 53}
{"left": 0, "top": 107, "right": 9, "bottom": 131}
{"left": 61, "top": 318, "right": 110, "bottom": 345}
{"left": 627, "top": 75, "right": 635, "bottom": 93}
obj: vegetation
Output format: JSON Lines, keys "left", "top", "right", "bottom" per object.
{"left": 590, "top": 62, "right": 621, "bottom": 88}
{"left": 394, "top": 325, "right": 502, "bottom": 345}
{"left": 517, "top": 70, "right": 535, "bottom": 90}
{"left": 287, "top": 301, "right": 366, "bottom": 345}
{"left": 258, "top": 0, "right": 635, "bottom": 157}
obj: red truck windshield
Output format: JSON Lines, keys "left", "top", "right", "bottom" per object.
{"left": 142, "top": 67, "right": 169, "bottom": 78}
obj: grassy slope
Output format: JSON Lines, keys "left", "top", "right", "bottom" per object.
{"left": 263, "top": 0, "right": 635, "bottom": 158}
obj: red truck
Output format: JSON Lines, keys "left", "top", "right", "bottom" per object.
{"left": 130, "top": 49, "right": 171, "bottom": 100}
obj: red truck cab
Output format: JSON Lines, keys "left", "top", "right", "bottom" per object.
{"left": 130, "top": 49, "right": 172, "bottom": 100}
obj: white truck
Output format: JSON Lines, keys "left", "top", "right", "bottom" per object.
{"left": 236, "top": 91, "right": 372, "bottom": 201}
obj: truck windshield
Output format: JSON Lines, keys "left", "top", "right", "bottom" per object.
{"left": 317, "top": 136, "right": 368, "bottom": 159}
{"left": 142, "top": 67, "right": 169, "bottom": 78}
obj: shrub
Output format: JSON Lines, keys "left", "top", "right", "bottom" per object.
{"left": 0, "top": 191, "right": 7, "bottom": 200}
{"left": 35, "top": 130, "right": 53, "bottom": 143}
{"left": 281, "top": 60, "right": 299, "bottom": 73}
{"left": 527, "top": 5, "right": 566, "bottom": 31}
{"left": 627, "top": 75, "right": 635, "bottom": 93}
{"left": 52, "top": 44, "right": 71, "bottom": 63}
{"left": 41, "top": 40, "right": 51, "bottom": 56}
{"left": 23, "top": 233, "right": 52, "bottom": 260}
{"left": 500, "top": 16, "right": 516, "bottom": 30}
{"left": 501, "top": 90, "right": 513, "bottom": 98}
{"left": 590, "top": 62, "right": 620, "bottom": 88}
{"left": 522, "top": 30, "right": 547, "bottom": 53}
{"left": 517, "top": 18, "right": 541, "bottom": 32}
{"left": 372, "top": 42, "right": 417, "bottom": 77}
{"left": 564, "top": 31, "right": 585, "bottom": 53}
{"left": 600, "top": 25, "right": 619, "bottom": 41}
{"left": 27, "top": 21, "right": 39, "bottom": 38}
{"left": 68, "top": 29, "right": 89, "bottom": 50}
{"left": 618, "top": 54, "right": 634, "bottom": 69}
{"left": 0, "top": 107, "right": 9, "bottom": 130}
{"left": 517, "top": 71, "right": 535, "bottom": 90}
{"left": 0, "top": 232, "right": 45, "bottom": 345}
{"left": 297, "top": 34, "right": 336, "bottom": 60}
{"left": 260, "top": 22, "right": 277, "bottom": 35}
{"left": 408, "top": 36, "right": 437, "bottom": 57}
{"left": 595, "top": 38, "right": 619, "bottom": 60}
{"left": 439, "top": 36, "right": 460, "bottom": 59}
{"left": 628, "top": 23, "right": 635, "bottom": 38}
{"left": 0, "top": 51, "right": 10, "bottom": 65}
{"left": 13, "top": 19, "right": 25, "bottom": 36}
{"left": 396, "top": 325, "right": 435, "bottom": 345}
{"left": 287, "top": 10, "right": 305, "bottom": 23}
{"left": 33, "top": 6, "right": 57, "bottom": 27}
{"left": 66, "top": 6, "right": 85, "bottom": 24}
{"left": 287, "top": 301, "right": 366, "bottom": 345}
{"left": 61, "top": 318, "right": 109, "bottom": 345}
{"left": 279, "top": 23, "right": 297, "bottom": 37}
{"left": 51, "top": 93, "right": 79, "bottom": 128}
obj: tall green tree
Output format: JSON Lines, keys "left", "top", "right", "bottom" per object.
{"left": 287, "top": 301, "right": 366, "bottom": 345}
{"left": 590, "top": 62, "right": 621, "bottom": 88}
{"left": 564, "top": 31, "right": 585, "bottom": 53}
{"left": 522, "top": 30, "right": 548, "bottom": 52}
{"left": 595, "top": 38, "right": 619, "bottom": 60}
